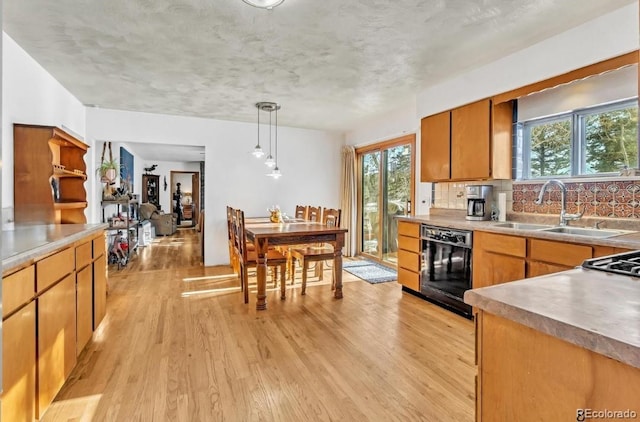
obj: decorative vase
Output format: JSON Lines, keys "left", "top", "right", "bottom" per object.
{"left": 269, "top": 209, "right": 282, "bottom": 223}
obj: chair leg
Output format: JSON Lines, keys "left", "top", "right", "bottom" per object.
{"left": 301, "top": 260, "right": 308, "bottom": 295}
{"left": 317, "top": 261, "right": 324, "bottom": 281}
{"left": 280, "top": 263, "right": 286, "bottom": 300}
{"left": 242, "top": 267, "right": 249, "bottom": 304}
{"left": 272, "top": 266, "right": 278, "bottom": 288}
{"left": 290, "top": 257, "right": 297, "bottom": 285}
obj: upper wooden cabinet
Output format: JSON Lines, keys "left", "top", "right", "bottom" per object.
{"left": 14, "top": 124, "right": 89, "bottom": 224}
{"left": 420, "top": 99, "right": 513, "bottom": 182}
{"left": 420, "top": 110, "right": 450, "bottom": 181}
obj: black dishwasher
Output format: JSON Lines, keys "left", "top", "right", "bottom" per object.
{"left": 420, "top": 225, "right": 473, "bottom": 318}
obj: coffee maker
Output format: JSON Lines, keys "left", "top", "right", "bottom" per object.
{"left": 466, "top": 185, "right": 493, "bottom": 221}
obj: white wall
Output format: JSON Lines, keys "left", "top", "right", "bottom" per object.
{"left": 2, "top": 33, "right": 87, "bottom": 214}
{"left": 86, "top": 108, "right": 343, "bottom": 265}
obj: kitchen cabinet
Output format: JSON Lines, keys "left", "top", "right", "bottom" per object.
{"left": 420, "top": 111, "right": 451, "bottom": 181}
{"left": 14, "top": 124, "right": 88, "bottom": 224}
{"left": 397, "top": 221, "right": 421, "bottom": 291}
{"left": 472, "top": 232, "right": 525, "bottom": 288}
{"left": 451, "top": 99, "right": 491, "bottom": 180}
{"left": 1, "top": 231, "right": 108, "bottom": 420}
{"left": 142, "top": 174, "right": 161, "bottom": 209}
{"left": 472, "top": 230, "right": 609, "bottom": 287}
{"left": 420, "top": 99, "right": 513, "bottom": 182}
{"left": 2, "top": 266, "right": 36, "bottom": 422}
{"left": 475, "top": 310, "right": 640, "bottom": 421}
{"left": 38, "top": 273, "right": 77, "bottom": 418}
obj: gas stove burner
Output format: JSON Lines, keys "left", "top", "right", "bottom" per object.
{"left": 582, "top": 251, "right": 640, "bottom": 278}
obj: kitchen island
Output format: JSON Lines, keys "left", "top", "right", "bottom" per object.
{"left": 2, "top": 223, "right": 108, "bottom": 421}
{"left": 464, "top": 268, "right": 640, "bottom": 421}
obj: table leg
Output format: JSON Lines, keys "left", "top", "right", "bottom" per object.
{"left": 333, "top": 233, "right": 345, "bottom": 299}
{"left": 256, "top": 238, "right": 268, "bottom": 310}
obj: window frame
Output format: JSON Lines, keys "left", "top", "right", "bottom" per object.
{"left": 521, "top": 98, "right": 639, "bottom": 180}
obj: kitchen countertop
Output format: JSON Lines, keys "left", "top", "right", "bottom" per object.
{"left": 464, "top": 268, "right": 640, "bottom": 369}
{"left": 396, "top": 212, "right": 640, "bottom": 249}
{"left": 2, "top": 223, "right": 108, "bottom": 273}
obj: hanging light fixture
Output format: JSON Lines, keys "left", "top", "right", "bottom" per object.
{"left": 269, "top": 106, "right": 282, "bottom": 179}
{"left": 252, "top": 103, "right": 264, "bottom": 158}
{"left": 264, "top": 105, "right": 275, "bottom": 168}
{"left": 242, "top": 0, "right": 284, "bottom": 10}
{"left": 254, "top": 102, "right": 283, "bottom": 178}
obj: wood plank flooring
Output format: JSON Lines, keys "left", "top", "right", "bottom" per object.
{"left": 43, "top": 227, "right": 475, "bottom": 421}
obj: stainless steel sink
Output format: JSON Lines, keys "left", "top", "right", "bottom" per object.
{"left": 538, "top": 226, "right": 632, "bottom": 238}
{"left": 491, "top": 222, "right": 554, "bottom": 230}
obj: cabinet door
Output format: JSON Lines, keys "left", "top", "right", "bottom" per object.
{"left": 77, "top": 265, "right": 93, "bottom": 355}
{"left": 94, "top": 254, "right": 108, "bottom": 329}
{"left": 527, "top": 261, "right": 573, "bottom": 278}
{"left": 451, "top": 99, "right": 491, "bottom": 180}
{"left": 398, "top": 267, "right": 420, "bottom": 291}
{"left": 420, "top": 111, "right": 451, "bottom": 181}
{"left": 2, "top": 301, "right": 36, "bottom": 422}
{"left": 473, "top": 249, "right": 525, "bottom": 289}
{"left": 38, "top": 274, "right": 77, "bottom": 418}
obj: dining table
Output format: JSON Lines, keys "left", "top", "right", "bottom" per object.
{"left": 244, "top": 220, "right": 348, "bottom": 310}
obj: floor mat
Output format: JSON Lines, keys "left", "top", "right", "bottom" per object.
{"left": 343, "top": 260, "right": 397, "bottom": 284}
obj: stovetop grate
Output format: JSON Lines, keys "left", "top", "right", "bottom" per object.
{"left": 581, "top": 251, "right": 640, "bottom": 277}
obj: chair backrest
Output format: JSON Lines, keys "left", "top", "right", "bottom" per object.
{"left": 322, "top": 208, "right": 341, "bottom": 228}
{"left": 307, "top": 206, "right": 322, "bottom": 222}
{"left": 233, "top": 209, "right": 248, "bottom": 262}
{"left": 226, "top": 206, "right": 234, "bottom": 241}
{"left": 295, "top": 205, "right": 308, "bottom": 219}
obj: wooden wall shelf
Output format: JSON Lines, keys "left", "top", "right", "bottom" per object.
{"left": 14, "top": 124, "right": 89, "bottom": 224}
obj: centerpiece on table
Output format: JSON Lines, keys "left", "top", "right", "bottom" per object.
{"left": 268, "top": 205, "right": 283, "bottom": 223}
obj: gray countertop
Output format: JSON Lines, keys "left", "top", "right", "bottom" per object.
{"left": 464, "top": 268, "right": 640, "bottom": 369}
{"left": 397, "top": 212, "right": 640, "bottom": 249}
{"left": 2, "top": 223, "right": 108, "bottom": 272}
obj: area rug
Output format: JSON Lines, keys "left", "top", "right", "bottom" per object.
{"left": 342, "top": 260, "right": 397, "bottom": 284}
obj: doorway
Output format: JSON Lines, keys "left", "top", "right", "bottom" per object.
{"left": 170, "top": 171, "right": 200, "bottom": 228}
{"left": 357, "top": 134, "right": 415, "bottom": 265}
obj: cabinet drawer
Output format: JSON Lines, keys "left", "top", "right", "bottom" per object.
{"left": 398, "top": 267, "right": 420, "bottom": 291}
{"left": 529, "top": 239, "right": 591, "bottom": 268}
{"left": 3, "top": 265, "right": 35, "bottom": 318}
{"left": 36, "top": 247, "right": 74, "bottom": 293}
{"left": 93, "top": 233, "right": 106, "bottom": 258}
{"left": 398, "top": 249, "right": 421, "bottom": 272}
{"left": 398, "top": 235, "right": 420, "bottom": 253}
{"left": 75, "top": 240, "right": 92, "bottom": 270}
{"left": 475, "top": 231, "right": 526, "bottom": 258}
{"left": 398, "top": 221, "right": 420, "bottom": 238}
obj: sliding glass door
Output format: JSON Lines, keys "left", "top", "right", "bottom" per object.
{"left": 359, "top": 136, "right": 415, "bottom": 264}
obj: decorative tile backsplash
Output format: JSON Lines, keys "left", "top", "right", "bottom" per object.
{"left": 512, "top": 179, "right": 640, "bottom": 218}
{"left": 432, "top": 178, "right": 640, "bottom": 219}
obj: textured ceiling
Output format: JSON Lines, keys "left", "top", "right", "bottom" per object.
{"left": 4, "top": 0, "right": 636, "bottom": 132}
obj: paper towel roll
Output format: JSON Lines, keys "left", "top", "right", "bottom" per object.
{"left": 498, "top": 192, "right": 507, "bottom": 222}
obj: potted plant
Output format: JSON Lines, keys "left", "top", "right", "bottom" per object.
{"left": 97, "top": 158, "right": 120, "bottom": 183}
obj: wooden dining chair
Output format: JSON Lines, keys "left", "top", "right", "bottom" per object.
{"left": 233, "top": 209, "right": 288, "bottom": 303}
{"left": 294, "top": 205, "right": 309, "bottom": 220}
{"left": 290, "top": 208, "right": 342, "bottom": 294}
{"left": 226, "top": 206, "right": 239, "bottom": 274}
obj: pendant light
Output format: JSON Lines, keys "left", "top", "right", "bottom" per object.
{"left": 252, "top": 104, "right": 264, "bottom": 158}
{"left": 264, "top": 107, "right": 275, "bottom": 168}
{"left": 269, "top": 106, "right": 282, "bottom": 179}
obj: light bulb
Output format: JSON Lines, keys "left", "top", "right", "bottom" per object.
{"left": 252, "top": 145, "right": 264, "bottom": 158}
{"left": 265, "top": 155, "right": 275, "bottom": 168}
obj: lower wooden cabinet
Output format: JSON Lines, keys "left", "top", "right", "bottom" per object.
{"left": 1, "top": 231, "right": 108, "bottom": 421}
{"left": 77, "top": 265, "right": 94, "bottom": 354}
{"left": 2, "top": 301, "right": 37, "bottom": 422}
{"left": 37, "top": 274, "right": 77, "bottom": 418}
{"left": 472, "top": 230, "right": 621, "bottom": 287}
{"left": 94, "top": 253, "right": 108, "bottom": 329}
{"left": 397, "top": 221, "right": 421, "bottom": 291}
{"left": 476, "top": 311, "right": 640, "bottom": 421}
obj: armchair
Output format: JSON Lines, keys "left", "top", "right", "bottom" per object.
{"left": 139, "top": 202, "right": 177, "bottom": 236}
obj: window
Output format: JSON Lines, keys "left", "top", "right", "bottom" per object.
{"left": 522, "top": 99, "right": 638, "bottom": 179}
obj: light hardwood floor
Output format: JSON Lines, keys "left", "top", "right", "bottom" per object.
{"left": 43, "top": 228, "right": 475, "bottom": 421}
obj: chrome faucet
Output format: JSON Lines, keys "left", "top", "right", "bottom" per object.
{"left": 534, "top": 179, "right": 583, "bottom": 226}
